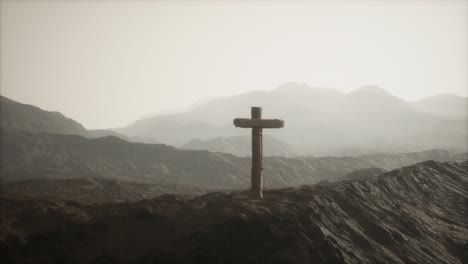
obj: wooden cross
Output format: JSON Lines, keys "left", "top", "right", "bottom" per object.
{"left": 233, "top": 107, "right": 284, "bottom": 199}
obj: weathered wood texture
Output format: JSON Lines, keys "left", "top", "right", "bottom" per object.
{"left": 251, "top": 107, "right": 263, "bottom": 199}
{"left": 233, "top": 118, "right": 284, "bottom": 128}
{"left": 233, "top": 107, "right": 285, "bottom": 199}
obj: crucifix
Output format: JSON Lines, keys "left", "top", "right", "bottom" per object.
{"left": 233, "top": 107, "right": 284, "bottom": 199}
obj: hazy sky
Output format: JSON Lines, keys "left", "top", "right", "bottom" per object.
{"left": 1, "top": 0, "right": 467, "bottom": 129}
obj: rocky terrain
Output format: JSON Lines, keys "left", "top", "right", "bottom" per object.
{"left": 1, "top": 160, "right": 467, "bottom": 264}
{"left": 317, "top": 167, "right": 388, "bottom": 185}
{"left": 2, "top": 90, "right": 467, "bottom": 263}
{"left": 342, "top": 167, "right": 387, "bottom": 181}
{"left": 2, "top": 130, "right": 465, "bottom": 189}
{"left": 1, "top": 178, "right": 209, "bottom": 205}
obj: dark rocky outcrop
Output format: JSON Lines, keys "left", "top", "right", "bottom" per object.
{"left": 1, "top": 161, "right": 467, "bottom": 263}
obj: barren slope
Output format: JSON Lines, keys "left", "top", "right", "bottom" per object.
{"left": 1, "top": 161, "right": 467, "bottom": 263}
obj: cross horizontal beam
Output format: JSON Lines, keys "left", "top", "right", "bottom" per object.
{"left": 233, "top": 118, "right": 284, "bottom": 128}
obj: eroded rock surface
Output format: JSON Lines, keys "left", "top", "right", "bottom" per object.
{"left": 1, "top": 161, "right": 467, "bottom": 263}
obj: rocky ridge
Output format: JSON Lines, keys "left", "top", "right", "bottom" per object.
{"left": 1, "top": 160, "right": 467, "bottom": 263}
{"left": 2, "top": 130, "right": 465, "bottom": 188}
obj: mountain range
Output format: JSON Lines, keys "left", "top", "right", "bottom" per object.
{"left": 2, "top": 129, "right": 465, "bottom": 189}
{"left": 0, "top": 95, "right": 158, "bottom": 144}
{"left": 0, "top": 96, "right": 88, "bottom": 136}
{"left": 2, "top": 83, "right": 466, "bottom": 157}
{"left": 411, "top": 93, "right": 467, "bottom": 118}
{"left": 114, "top": 83, "right": 468, "bottom": 156}
{"left": 1, "top": 88, "right": 467, "bottom": 189}
{"left": 1, "top": 86, "right": 467, "bottom": 263}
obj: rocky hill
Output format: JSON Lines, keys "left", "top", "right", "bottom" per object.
{"left": 0, "top": 95, "right": 134, "bottom": 141}
{"left": 2, "top": 130, "right": 465, "bottom": 189}
{"left": 0, "top": 95, "right": 88, "bottom": 136}
{"left": 1, "top": 160, "right": 466, "bottom": 263}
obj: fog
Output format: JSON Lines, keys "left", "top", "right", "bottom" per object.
{"left": 1, "top": 0, "right": 467, "bottom": 129}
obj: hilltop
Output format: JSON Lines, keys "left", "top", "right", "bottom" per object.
{"left": 1, "top": 160, "right": 467, "bottom": 263}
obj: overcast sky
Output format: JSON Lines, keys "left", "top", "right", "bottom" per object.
{"left": 1, "top": 0, "right": 467, "bottom": 129}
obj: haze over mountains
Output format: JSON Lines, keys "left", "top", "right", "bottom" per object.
{"left": 1, "top": 85, "right": 467, "bottom": 190}
{"left": 2, "top": 0, "right": 467, "bottom": 261}
{"left": 4, "top": 130, "right": 466, "bottom": 189}
{"left": 182, "top": 135, "right": 299, "bottom": 157}
{"left": 411, "top": 93, "right": 468, "bottom": 118}
{"left": 0, "top": 87, "right": 466, "bottom": 196}
{"left": 0, "top": 96, "right": 88, "bottom": 136}
{"left": 0, "top": 96, "right": 157, "bottom": 143}
{"left": 1, "top": 83, "right": 467, "bottom": 263}
{"left": 115, "top": 83, "right": 468, "bottom": 156}
{"left": 2, "top": 83, "right": 466, "bottom": 157}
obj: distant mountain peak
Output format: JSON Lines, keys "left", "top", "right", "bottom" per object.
{"left": 349, "top": 85, "right": 391, "bottom": 96}
{"left": 414, "top": 93, "right": 467, "bottom": 102}
{"left": 411, "top": 93, "right": 467, "bottom": 118}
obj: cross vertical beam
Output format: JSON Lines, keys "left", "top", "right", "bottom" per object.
{"left": 233, "top": 107, "right": 284, "bottom": 199}
{"left": 251, "top": 107, "right": 263, "bottom": 199}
